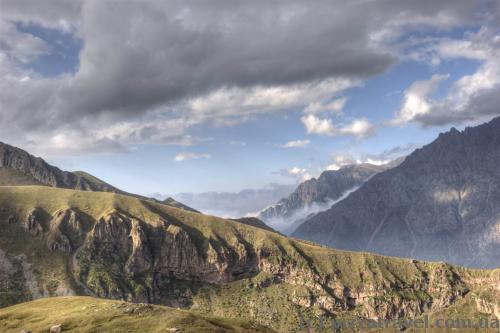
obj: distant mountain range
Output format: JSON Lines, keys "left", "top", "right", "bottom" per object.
{"left": 167, "top": 184, "right": 296, "bottom": 218}
{"left": 258, "top": 161, "right": 401, "bottom": 234}
{"left": 293, "top": 116, "right": 500, "bottom": 269}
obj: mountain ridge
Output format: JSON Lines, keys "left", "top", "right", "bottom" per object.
{"left": 259, "top": 162, "right": 399, "bottom": 233}
{"left": 293, "top": 116, "right": 500, "bottom": 269}
{"left": 0, "top": 185, "right": 498, "bottom": 332}
{"left": 0, "top": 142, "right": 200, "bottom": 213}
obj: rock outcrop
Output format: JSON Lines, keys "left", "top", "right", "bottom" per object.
{"left": 0, "top": 142, "right": 197, "bottom": 212}
{"left": 0, "top": 142, "right": 121, "bottom": 192}
{"left": 294, "top": 116, "right": 500, "bottom": 268}
{"left": 259, "top": 163, "right": 396, "bottom": 233}
{"left": 0, "top": 184, "right": 498, "bottom": 332}
{"left": 1, "top": 202, "right": 493, "bottom": 326}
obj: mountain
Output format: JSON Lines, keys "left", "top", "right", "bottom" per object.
{"left": 162, "top": 196, "right": 200, "bottom": 213}
{"left": 171, "top": 183, "right": 295, "bottom": 218}
{"left": 230, "top": 217, "right": 279, "bottom": 233}
{"left": 0, "top": 142, "right": 125, "bottom": 193}
{"left": 293, "top": 116, "right": 500, "bottom": 269}
{"left": 259, "top": 162, "right": 398, "bottom": 234}
{"left": 0, "top": 185, "right": 498, "bottom": 332}
{"left": 0, "top": 142, "right": 197, "bottom": 212}
{"left": 0, "top": 296, "right": 276, "bottom": 333}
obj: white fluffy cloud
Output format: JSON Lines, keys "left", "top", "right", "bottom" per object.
{"left": 391, "top": 74, "right": 450, "bottom": 125}
{"left": 278, "top": 167, "right": 312, "bottom": 183}
{"left": 174, "top": 152, "right": 211, "bottom": 162}
{"left": 280, "top": 140, "right": 310, "bottom": 149}
{"left": 392, "top": 27, "right": 500, "bottom": 126}
{"left": 303, "top": 97, "right": 347, "bottom": 114}
{"left": 301, "top": 115, "right": 376, "bottom": 139}
{"left": 326, "top": 144, "right": 417, "bottom": 170}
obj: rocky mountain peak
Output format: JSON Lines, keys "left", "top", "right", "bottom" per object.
{"left": 293, "top": 116, "right": 500, "bottom": 268}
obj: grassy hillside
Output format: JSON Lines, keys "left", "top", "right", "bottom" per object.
{"left": 0, "top": 186, "right": 498, "bottom": 332}
{"left": 0, "top": 296, "right": 276, "bottom": 333}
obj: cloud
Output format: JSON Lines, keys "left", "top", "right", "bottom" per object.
{"left": 301, "top": 115, "right": 335, "bottom": 136}
{"left": 326, "top": 144, "right": 417, "bottom": 170}
{"left": 159, "top": 183, "right": 295, "bottom": 218}
{"left": 301, "top": 115, "right": 376, "bottom": 139}
{"left": 174, "top": 152, "right": 211, "bottom": 162}
{"left": 391, "top": 74, "right": 450, "bottom": 125}
{"left": 326, "top": 153, "right": 357, "bottom": 171}
{"left": 277, "top": 167, "right": 312, "bottom": 183}
{"left": 303, "top": 97, "right": 347, "bottom": 114}
{"left": 261, "top": 186, "right": 360, "bottom": 234}
{"left": 0, "top": 21, "right": 50, "bottom": 63}
{"left": 366, "top": 143, "right": 419, "bottom": 161}
{"left": 0, "top": 0, "right": 83, "bottom": 31}
{"left": 280, "top": 139, "right": 310, "bottom": 149}
{"left": 0, "top": 0, "right": 496, "bottom": 153}
{"left": 391, "top": 27, "right": 500, "bottom": 126}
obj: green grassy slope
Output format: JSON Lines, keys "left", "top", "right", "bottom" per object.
{"left": 0, "top": 296, "right": 276, "bottom": 333}
{"left": 0, "top": 186, "right": 498, "bottom": 332}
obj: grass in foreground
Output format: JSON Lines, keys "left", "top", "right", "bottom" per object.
{"left": 0, "top": 296, "right": 277, "bottom": 333}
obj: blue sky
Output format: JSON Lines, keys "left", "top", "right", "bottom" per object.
{"left": 1, "top": 0, "right": 499, "bottom": 199}
{"left": 48, "top": 55, "right": 475, "bottom": 194}
{"left": 49, "top": 57, "right": 473, "bottom": 195}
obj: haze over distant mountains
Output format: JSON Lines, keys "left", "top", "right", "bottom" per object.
{"left": 294, "top": 116, "right": 500, "bottom": 269}
{"left": 258, "top": 161, "right": 402, "bottom": 234}
{"left": 152, "top": 183, "right": 296, "bottom": 218}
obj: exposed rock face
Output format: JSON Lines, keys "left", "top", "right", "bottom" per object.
{"left": 77, "top": 211, "right": 260, "bottom": 301}
{"left": 0, "top": 142, "right": 121, "bottom": 192}
{"left": 1, "top": 200, "right": 498, "bottom": 332}
{"left": 294, "top": 116, "right": 500, "bottom": 269}
{"left": 47, "top": 210, "right": 90, "bottom": 254}
{"left": 259, "top": 163, "right": 394, "bottom": 233}
{"left": 23, "top": 209, "right": 45, "bottom": 236}
{"left": 0, "top": 142, "right": 197, "bottom": 212}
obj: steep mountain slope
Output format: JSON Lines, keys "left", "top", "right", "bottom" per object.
{"left": 0, "top": 142, "right": 197, "bottom": 212}
{"left": 0, "top": 296, "right": 276, "bottom": 333}
{"left": 162, "top": 196, "right": 200, "bottom": 213}
{"left": 294, "top": 116, "right": 500, "bottom": 269}
{"left": 230, "top": 217, "right": 278, "bottom": 233}
{"left": 259, "top": 163, "right": 394, "bottom": 233}
{"left": 0, "top": 186, "right": 498, "bottom": 332}
{"left": 0, "top": 142, "right": 124, "bottom": 193}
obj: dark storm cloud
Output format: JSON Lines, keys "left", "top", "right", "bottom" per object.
{"left": 65, "top": 0, "right": 490, "bottom": 119}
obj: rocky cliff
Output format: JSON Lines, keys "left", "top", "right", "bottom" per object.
{"left": 259, "top": 163, "right": 393, "bottom": 233}
{"left": 0, "top": 142, "right": 123, "bottom": 193}
{"left": 0, "top": 142, "right": 199, "bottom": 212}
{"left": 0, "top": 186, "right": 498, "bottom": 332}
{"left": 294, "top": 116, "right": 500, "bottom": 269}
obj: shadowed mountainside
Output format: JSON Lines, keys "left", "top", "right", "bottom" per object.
{"left": 259, "top": 162, "right": 399, "bottom": 233}
{"left": 294, "top": 116, "right": 500, "bottom": 269}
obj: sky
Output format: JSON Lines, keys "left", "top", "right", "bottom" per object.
{"left": 1, "top": 0, "right": 500, "bottom": 214}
